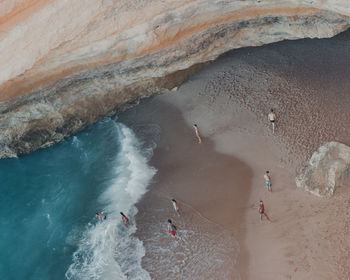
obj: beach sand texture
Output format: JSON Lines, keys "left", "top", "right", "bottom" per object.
{"left": 119, "top": 29, "right": 350, "bottom": 279}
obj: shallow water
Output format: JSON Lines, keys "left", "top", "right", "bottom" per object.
{"left": 135, "top": 192, "right": 241, "bottom": 280}
{"left": 0, "top": 119, "right": 155, "bottom": 280}
{"left": 0, "top": 116, "right": 241, "bottom": 280}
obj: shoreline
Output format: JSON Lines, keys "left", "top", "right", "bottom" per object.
{"left": 120, "top": 99, "right": 250, "bottom": 279}
{"left": 120, "top": 93, "right": 296, "bottom": 279}
{"left": 119, "top": 30, "right": 350, "bottom": 279}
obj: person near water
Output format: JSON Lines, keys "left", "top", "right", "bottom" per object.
{"left": 264, "top": 170, "right": 272, "bottom": 192}
{"left": 120, "top": 212, "right": 130, "bottom": 227}
{"left": 171, "top": 199, "right": 180, "bottom": 216}
{"left": 259, "top": 200, "right": 271, "bottom": 222}
{"left": 168, "top": 219, "right": 177, "bottom": 236}
{"left": 193, "top": 124, "right": 202, "bottom": 144}
{"left": 96, "top": 212, "right": 106, "bottom": 221}
{"left": 268, "top": 109, "right": 276, "bottom": 133}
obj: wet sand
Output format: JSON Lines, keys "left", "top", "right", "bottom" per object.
{"left": 119, "top": 29, "right": 350, "bottom": 279}
{"left": 120, "top": 99, "right": 249, "bottom": 279}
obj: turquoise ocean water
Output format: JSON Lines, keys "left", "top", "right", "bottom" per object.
{"left": 0, "top": 119, "right": 155, "bottom": 280}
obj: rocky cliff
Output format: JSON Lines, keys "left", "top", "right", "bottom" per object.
{"left": 0, "top": 0, "right": 349, "bottom": 158}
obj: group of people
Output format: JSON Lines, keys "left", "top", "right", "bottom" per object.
{"left": 96, "top": 111, "right": 276, "bottom": 235}
{"left": 167, "top": 199, "right": 180, "bottom": 236}
{"left": 193, "top": 109, "right": 276, "bottom": 223}
{"left": 96, "top": 200, "right": 180, "bottom": 237}
{"left": 259, "top": 108, "right": 276, "bottom": 222}
{"left": 95, "top": 211, "right": 130, "bottom": 227}
{"left": 163, "top": 126, "right": 202, "bottom": 237}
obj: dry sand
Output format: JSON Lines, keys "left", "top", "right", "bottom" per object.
{"left": 119, "top": 29, "right": 350, "bottom": 279}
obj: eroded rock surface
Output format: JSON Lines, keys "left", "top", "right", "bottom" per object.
{"left": 0, "top": 0, "right": 350, "bottom": 157}
{"left": 296, "top": 142, "right": 350, "bottom": 198}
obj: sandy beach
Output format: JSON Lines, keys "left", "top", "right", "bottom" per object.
{"left": 119, "top": 29, "right": 350, "bottom": 279}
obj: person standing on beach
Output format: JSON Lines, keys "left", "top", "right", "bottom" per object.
{"left": 193, "top": 124, "right": 202, "bottom": 143}
{"left": 120, "top": 212, "right": 130, "bottom": 227}
{"left": 264, "top": 171, "right": 272, "bottom": 192}
{"left": 268, "top": 109, "right": 276, "bottom": 133}
{"left": 168, "top": 219, "right": 177, "bottom": 236}
{"left": 171, "top": 199, "right": 180, "bottom": 216}
{"left": 259, "top": 200, "right": 271, "bottom": 222}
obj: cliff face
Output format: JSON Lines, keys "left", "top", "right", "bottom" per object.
{"left": 0, "top": 0, "right": 349, "bottom": 158}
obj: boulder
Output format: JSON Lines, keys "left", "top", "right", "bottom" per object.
{"left": 296, "top": 142, "right": 350, "bottom": 198}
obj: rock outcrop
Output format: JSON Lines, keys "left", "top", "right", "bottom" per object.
{"left": 296, "top": 142, "right": 350, "bottom": 198}
{"left": 0, "top": 0, "right": 350, "bottom": 157}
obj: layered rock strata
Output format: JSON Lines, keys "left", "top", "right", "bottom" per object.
{"left": 0, "top": 0, "right": 350, "bottom": 157}
{"left": 296, "top": 142, "right": 350, "bottom": 198}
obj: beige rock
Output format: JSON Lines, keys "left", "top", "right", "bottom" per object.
{"left": 0, "top": 0, "right": 350, "bottom": 157}
{"left": 296, "top": 142, "right": 350, "bottom": 198}
{"left": 1, "top": 0, "right": 350, "bottom": 102}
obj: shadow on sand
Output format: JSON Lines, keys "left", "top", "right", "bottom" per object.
{"left": 119, "top": 97, "right": 253, "bottom": 279}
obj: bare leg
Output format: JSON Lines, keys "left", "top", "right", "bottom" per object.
{"left": 196, "top": 134, "right": 202, "bottom": 144}
{"left": 264, "top": 213, "right": 271, "bottom": 222}
{"left": 272, "top": 122, "right": 275, "bottom": 134}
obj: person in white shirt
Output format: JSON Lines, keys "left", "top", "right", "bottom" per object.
{"left": 264, "top": 170, "right": 272, "bottom": 192}
{"left": 171, "top": 199, "right": 180, "bottom": 216}
{"left": 193, "top": 124, "right": 202, "bottom": 143}
{"left": 268, "top": 109, "right": 276, "bottom": 133}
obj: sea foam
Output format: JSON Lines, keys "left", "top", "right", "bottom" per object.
{"left": 65, "top": 123, "right": 156, "bottom": 280}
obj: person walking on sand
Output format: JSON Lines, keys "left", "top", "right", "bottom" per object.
{"left": 168, "top": 219, "right": 177, "bottom": 237}
{"left": 259, "top": 200, "right": 271, "bottom": 222}
{"left": 171, "top": 199, "right": 180, "bottom": 216}
{"left": 264, "top": 170, "right": 272, "bottom": 192}
{"left": 96, "top": 212, "right": 107, "bottom": 221}
{"left": 193, "top": 124, "right": 202, "bottom": 144}
{"left": 268, "top": 109, "right": 276, "bottom": 133}
{"left": 120, "top": 212, "right": 130, "bottom": 227}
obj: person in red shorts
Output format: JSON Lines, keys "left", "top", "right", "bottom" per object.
{"left": 168, "top": 219, "right": 177, "bottom": 236}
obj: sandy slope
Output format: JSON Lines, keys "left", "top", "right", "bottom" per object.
{"left": 119, "top": 30, "right": 350, "bottom": 279}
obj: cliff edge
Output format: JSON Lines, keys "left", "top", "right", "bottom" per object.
{"left": 0, "top": 0, "right": 349, "bottom": 157}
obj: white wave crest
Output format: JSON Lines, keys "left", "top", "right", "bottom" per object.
{"left": 65, "top": 123, "right": 156, "bottom": 280}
